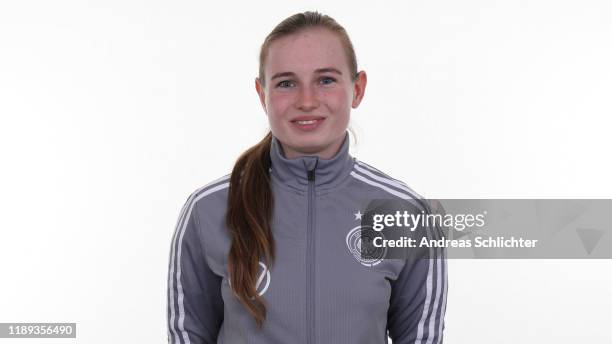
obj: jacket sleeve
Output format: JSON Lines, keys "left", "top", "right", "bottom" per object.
{"left": 387, "top": 221, "right": 448, "bottom": 344}
{"left": 167, "top": 195, "right": 224, "bottom": 343}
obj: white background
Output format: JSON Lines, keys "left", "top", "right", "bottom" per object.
{"left": 1, "top": 1, "right": 611, "bottom": 343}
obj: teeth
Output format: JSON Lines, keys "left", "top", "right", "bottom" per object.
{"left": 296, "top": 120, "right": 317, "bottom": 125}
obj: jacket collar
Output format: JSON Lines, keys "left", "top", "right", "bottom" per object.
{"left": 269, "top": 131, "right": 354, "bottom": 190}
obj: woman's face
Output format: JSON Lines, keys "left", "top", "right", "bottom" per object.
{"left": 256, "top": 27, "right": 367, "bottom": 159}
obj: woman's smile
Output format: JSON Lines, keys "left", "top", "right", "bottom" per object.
{"left": 290, "top": 116, "right": 326, "bottom": 131}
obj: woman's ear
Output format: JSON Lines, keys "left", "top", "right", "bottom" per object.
{"left": 255, "top": 77, "right": 267, "bottom": 114}
{"left": 351, "top": 71, "right": 367, "bottom": 109}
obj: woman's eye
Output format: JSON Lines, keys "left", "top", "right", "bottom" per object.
{"left": 276, "top": 80, "right": 294, "bottom": 88}
{"left": 320, "top": 77, "right": 336, "bottom": 85}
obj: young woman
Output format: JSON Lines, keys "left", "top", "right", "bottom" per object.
{"left": 167, "top": 11, "right": 447, "bottom": 344}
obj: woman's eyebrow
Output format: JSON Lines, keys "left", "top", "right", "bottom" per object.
{"left": 270, "top": 67, "right": 343, "bottom": 80}
{"left": 314, "top": 67, "right": 342, "bottom": 75}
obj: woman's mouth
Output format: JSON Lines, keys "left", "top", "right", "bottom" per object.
{"left": 291, "top": 117, "right": 325, "bottom": 131}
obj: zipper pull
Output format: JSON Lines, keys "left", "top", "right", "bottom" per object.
{"left": 307, "top": 169, "right": 315, "bottom": 182}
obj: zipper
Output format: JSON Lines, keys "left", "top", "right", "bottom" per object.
{"left": 306, "top": 166, "right": 316, "bottom": 344}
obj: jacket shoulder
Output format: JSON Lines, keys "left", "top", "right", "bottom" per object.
{"left": 351, "top": 158, "right": 425, "bottom": 200}
{"left": 186, "top": 174, "right": 231, "bottom": 211}
{"left": 349, "top": 159, "right": 439, "bottom": 217}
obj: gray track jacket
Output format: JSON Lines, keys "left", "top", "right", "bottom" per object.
{"left": 167, "top": 132, "right": 447, "bottom": 344}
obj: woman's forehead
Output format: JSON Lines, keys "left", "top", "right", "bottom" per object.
{"left": 265, "top": 29, "right": 348, "bottom": 76}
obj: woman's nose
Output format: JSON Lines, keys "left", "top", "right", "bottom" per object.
{"left": 296, "top": 85, "right": 319, "bottom": 110}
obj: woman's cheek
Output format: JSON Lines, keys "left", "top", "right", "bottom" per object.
{"left": 268, "top": 94, "right": 294, "bottom": 115}
{"left": 330, "top": 86, "right": 350, "bottom": 103}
